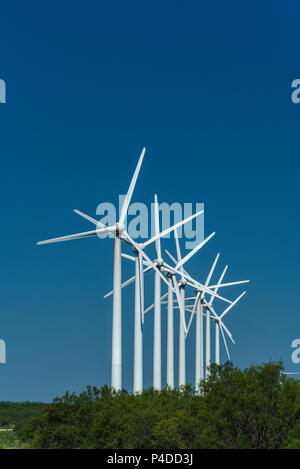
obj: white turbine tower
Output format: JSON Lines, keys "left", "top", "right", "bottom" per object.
{"left": 195, "top": 298, "right": 203, "bottom": 388}
{"left": 203, "top": 254, "right": 220, "bottom": 378}
{"left": 153, "top": 194, "right": 162, "bottom": 390}
{"left": 208, "top": 264, "right": 228, "bottom": 365}
{"left": 174, "top": 229, "right": 186, "bottom": 388}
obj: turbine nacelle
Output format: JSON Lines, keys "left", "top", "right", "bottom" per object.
{"left": 179, "top": 278, "right": 187, "bottom": 287}
{"left": 155, "top": 258, "right": 164, "bottom": 268}
{"left": 116, "top": 222, "right": 126, "bottom": 236}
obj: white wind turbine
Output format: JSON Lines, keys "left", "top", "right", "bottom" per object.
{"left": 153, "top": 194, "right": 163, "bottom": 390}
{"left": 163, "top": 229, "right": 216, "bottom": 387}
{"left": 111, "top": 208, "right": 217, "bottom": 391}
{"left": 151, "top": 196, "right": 213, "bottom": 389}
{"left": 203, "top": 254, "right": 220, "bottom": 378}
{"left": 205, "top": 266, "right": 249, "bottom": 366}
{"left": 37, "top": 148, "right": 148, "bottom": 391}
{"left": 102, "top": 196, "right": 204, "bottom": 392}
{"left": 177, "top": 253, "right": 249, "bottom": 385}
{"left": 38, "top": 148, "right": 182, "bottom": 391}
{"left": 151, "top": 195, "right": 207, "bottom": 390}
{"left": 206, "top": 264, "right": 229, "bottom": 367}
{"left": 146, "top": 246, "right": 241, "bottom": 389}
{"left": 203, "top": 290, "right": 247, "bottom": 367}
{"left": 175, "top": 252, "right": 221, "bottom": 385}
{"left": 144, "top": 247, "right": 232, "bottom": 389}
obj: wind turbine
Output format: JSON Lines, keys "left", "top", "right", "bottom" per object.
{"left": 153, "top": 194, "right": 162, "bottom": 390}
{"left": 164, "top": 248, "right": 224, "bottom": 388}
{"left": 183, "top": 254, "right": 249, "bottom": 384}
{"left": 204, "top": 254, "right": 220, "bottom": 378}
{"left": 195, "top": 297, "right": 203, "bottom": 389}
{"left": 174, "top": 229, "right": 187, "bottom": 388}
{"left": 206, "top": 268, "right": 248, "bottom": 365}
{"left": 208, "top": 264, "right": 228, "bottom": 366}
{"left": 151, "top": 194, "right": 203, "bottom": 390}
{"left": 102, "top": 199, "right": 204, "bottom": 392}
{"left": 181, "top": 253, "right": 220, "bottom": 383}
{"left": 204, "top": 290, "right": 247, "bottom": 366}
{"left": 130, "top": 198, "right": 203, "bottom": 391}
{"left": 165, "top": 230, "right": 216, "bottom": 387}
{"left": 144, "top": 247, "right": 242, "bottom": 389}
{"left": 37, "top": 148, "right": 147, "bottom": 391}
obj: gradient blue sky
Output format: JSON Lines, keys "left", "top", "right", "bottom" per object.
{"left": 0, "top": 1, "right": 300, "bottom": 401}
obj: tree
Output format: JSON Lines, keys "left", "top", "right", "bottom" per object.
{"left": 16, "top": 361, "right": 300, "bottom": 449}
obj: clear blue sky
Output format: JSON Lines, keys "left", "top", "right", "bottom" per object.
{"left": 0, "top": 1, "right": 300, "bottom": 401}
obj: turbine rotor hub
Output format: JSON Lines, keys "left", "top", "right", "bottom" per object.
{"left": 117, "top": 222, "right": 125, "bottom": 233}
{"left": 115, "top": 222, "right": 126, "bottom": 237}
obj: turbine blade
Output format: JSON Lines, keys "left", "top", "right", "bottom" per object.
{"left": 122, "top": 252, "right": 150, "bottom": 267}
{"left": 119, "top": 148, "right": 146, "bottom": 225}
{"left": 123, "top": 231, "right": 172, "bottom": 293}
{"left": 174, "top": 229, "right": 184, "bottom": 279}
{"left": 186, "top": 292, "right": 200, "bottom": 335}
{"left": 204, "top": 252, "right": 220, "bottom": 287}
{"left": 154, "top": 194, "right": 162, "bottom": 259}
{"left": 104, "top": 264, "right": 152, "bottom": 299}
{"left": 164, "top": 261, "right": 229, "bottom": 305}
{"left": 138, "top": 252, "right": 145, "bottom": 324}
{"left": 173, "top": 306, "right": 194, "bottom": 314}
{"left": 144, "top": 292, "right": 168, "bottom": 315}
{"left": 208, "top": 265, "right": 228, "bottom": 305}
{"left": 176, "top": 233, "right": 216, "bottom": 270}
{"left": 220, "top": 321, "right": 235, "bottom": 344}
{"left": 37, "top": 226, "right": 116, "bottom": 245}
{"left": 142, "top": 209, "right": 204, "bottom": 249}
{"left": 74, "top": 209, "right": 107, "bottom": 229}
{"left": 172, "top": 276, "right": 187, "bottom": 335}
{"left": 164, "top": 251, "right": 192, "bottom": 283}
{"left": 209, "top": 280, "right": 250, "bottom": 289}
{"left": 163, "top": 263, "right": 232, "bottom": 305}
{"left": 203, "top": 298, "right": 234, "bottom": 343}
{"left": 220, "top": 323, "right": 231, "bottom": 360}
{"left": 220, "top": 291, "right": 247, "bottom": 319}
{"left": 162, "top": 255, "right": 232, "bottom": 307}
{"left": 121, "top": 253, "right": 136, "bottom": 262}
{"left": 164, "top": 249, "right": 178, "bottom": 265}
{"left": 174, "top": 229, "right": 182, "bottom": 263}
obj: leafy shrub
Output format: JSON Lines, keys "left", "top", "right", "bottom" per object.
{"left": 16, "top": 362, "right": 300, "bottom": 449}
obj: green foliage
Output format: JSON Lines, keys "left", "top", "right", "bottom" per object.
{"left": 0, "top": 401, "right": 46, "bottom": 429}
{"left": 13, "top": 361, "right": 300, "bottom": 449}
{"left": 0, "top": 429, "right": 30, "bottom": 449}
{"left": 198, "top": 361, "right": 300, "bottom": 448}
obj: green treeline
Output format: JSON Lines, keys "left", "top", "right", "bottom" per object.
{"left": 0, "top": 401, "right": 46, "bottom": 428}
{"left": 12, "top": 361, "right": 300, "bottom": 449}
